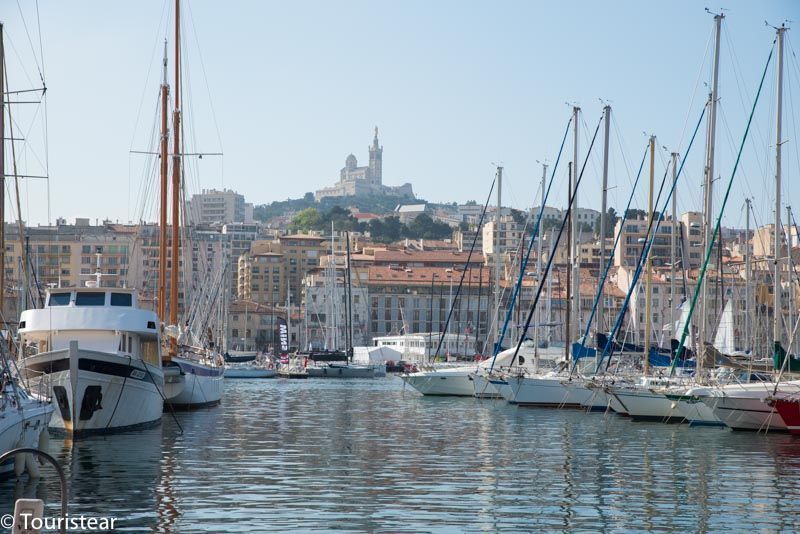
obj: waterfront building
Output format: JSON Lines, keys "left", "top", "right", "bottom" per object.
{"left": 188, "top": 188, "right": 252, "bottom": 225}
{"left": 227, "top": 300, "right": 286, "bottom": 352}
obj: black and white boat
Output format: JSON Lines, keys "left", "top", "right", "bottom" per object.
{"left": 19, "top": 287, "right": 168, "bottom": 436}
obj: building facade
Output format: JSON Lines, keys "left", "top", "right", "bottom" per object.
{"left": 189, "top": 188, "right": 251, "bottom": 225}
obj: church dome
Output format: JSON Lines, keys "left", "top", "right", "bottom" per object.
{"left": 345, "top": 154, "right": 357, "bottom": 170}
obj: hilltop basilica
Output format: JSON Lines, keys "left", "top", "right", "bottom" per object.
{"left": 315, "top": 128, "right": 414, "bottom": 201}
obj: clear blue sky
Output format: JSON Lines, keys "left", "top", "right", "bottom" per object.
{"left": 3, "top": 1, "right": 798, "bottom": 228}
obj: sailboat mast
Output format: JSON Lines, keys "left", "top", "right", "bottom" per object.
{"left": 169, "top": 0, "right": 182, "bottom": 341}
{"left": 0, "top": 23, "right": 5, "bottom": 318}
{"left": 599, "top": 105, "right": 610, "bottom": 337}
{"left": 571, "top": 106, "right": 581, "bottom": 337}
{"left": 670, "top": 151, "right": 678, "bottom": 338}
{"left": 565, "top": 162, "right": 572, "bottom": 363}
{"left": 773, "top": 24, "right": 786, "bottom": 349}
{"left": 534, "top": 162, "right": 546, "bottom": 362}
{"left": 745, "top": 198, "right": 751, "bottom": 351}
{"left": 643, "top": 135, "right": 655, "bottom": 376}
{"left": 346, "top": 231, "right": 353, "bottom": 357}
{"left": 159, "top": 40, "right": 169, "bottom": 323}
{"left": 787, "top": 206, "right": 793, "bottom": 355}
{"left": 493, "top": 166, "right": 502, "bottom": 354}
{"left": 700, "top": 12, "right": 723, "bottom": 360}
{"left": 475, "top": 266, "right": 482, "bottom": 355}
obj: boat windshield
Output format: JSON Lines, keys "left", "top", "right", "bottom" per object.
{"left": 110, "top": 293, "right": 132, "bottom": 307}
{"left": 48, "top": 293, "right": 71, "bottom": 306}
{"left": 75, "top": 292, "right": 106, "bottom": 306}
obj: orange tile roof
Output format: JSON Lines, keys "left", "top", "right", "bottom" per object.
{"left": 367, "top": 266, "right": 491, "bottom": 287}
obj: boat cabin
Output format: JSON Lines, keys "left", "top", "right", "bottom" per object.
{"left": 18, "top": 288, "right": 161, "bottom": 366}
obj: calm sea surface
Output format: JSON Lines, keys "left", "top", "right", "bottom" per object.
{"left": 3, "top": 377, "right": 800, "bottom": 532}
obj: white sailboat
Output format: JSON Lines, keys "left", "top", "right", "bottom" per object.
{"left": 694, "top": 23, "right": 793, "bottom": 432}
{"left": 1, "top": 356, "right": 53, "bottom": 476}
{"left": 0, "top": 20, "right": 53, "bottom": 462}
{"left": 158, "top": 0, "right": 224, "bottom": 408}
{"left": 713, "top": 300, "right": 736, "bottom": 355}
{"left": 306, "top": 230, "right": 379, "bottom": 378}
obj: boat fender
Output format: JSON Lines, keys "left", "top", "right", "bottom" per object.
{"left": 38, "top": 427, "right": 50, "bottom": 453}
{"left": 13, "top": 437, "right": 25, "bottom": 477}
{"left": 25, "top": 453, "right": 40, "bottom": 478}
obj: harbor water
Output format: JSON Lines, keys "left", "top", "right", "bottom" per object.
{"left": 3, "top": 377, "right": 800, "bottom": 532}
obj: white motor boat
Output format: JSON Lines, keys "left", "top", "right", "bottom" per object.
{"left": 19, "top": 287, "right": 166, "bottom": 436}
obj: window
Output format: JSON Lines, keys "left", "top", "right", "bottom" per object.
{"left": 76, "top": 292, "right": 105, "bottom": 306}
{"left": 48, "top": 292, "right": 71, "bottom": 306}
{"left": 110, "top": 293, "right": 132, "bottom": 307}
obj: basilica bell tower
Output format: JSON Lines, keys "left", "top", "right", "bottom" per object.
{"left": 368, "top": 126, "right": 383, "bottom": 185}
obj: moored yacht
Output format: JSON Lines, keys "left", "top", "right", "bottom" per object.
{"left": 0, "top": 372, "right": 53, "bottom": 476}
{"left": 401, "top": 364, "right": 477, "bottom": 396}
{"left": 698, "top": 381, "right": 800, "bottom": 431}
{"left": 164, "top": 339, "right": 224, "bottom": 409}
{"left": 765, "top": 393, "right": 800, "bottom": 435}
{"left": 19, "top": 287, "right": 166, "bottom": 436}
{"left": 608, "top": 377, "right": 686, "bottom": 423}
{"left": 664, "top": 385, "right": 722, "bottom": 426}
{"left": 498, "top": 366, "right": 592, "bottom": 408}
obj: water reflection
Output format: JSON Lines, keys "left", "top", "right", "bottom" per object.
{"left": 1, "top": 378, "right": 800, "bottom": 531}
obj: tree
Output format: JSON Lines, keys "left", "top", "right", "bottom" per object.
{"left": 510, "top": 208, "right": 527, "bottom": 225}
{"left": 404, "top": 214, "right": 452, "bottom": 240}
{"left": 368, "top": 216, "right": 404, "bottom": 243}
{"left": 292, "top": 207, "right": 322, "bottom": 231}
{"left": 625, "top": 208, "right": 647, "bottom": 220}
{"left": 595, "top": 207, "right": 619, "bottom": 238}
{"left": 458, "top": 221, "right": 470, "bottom": 232}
